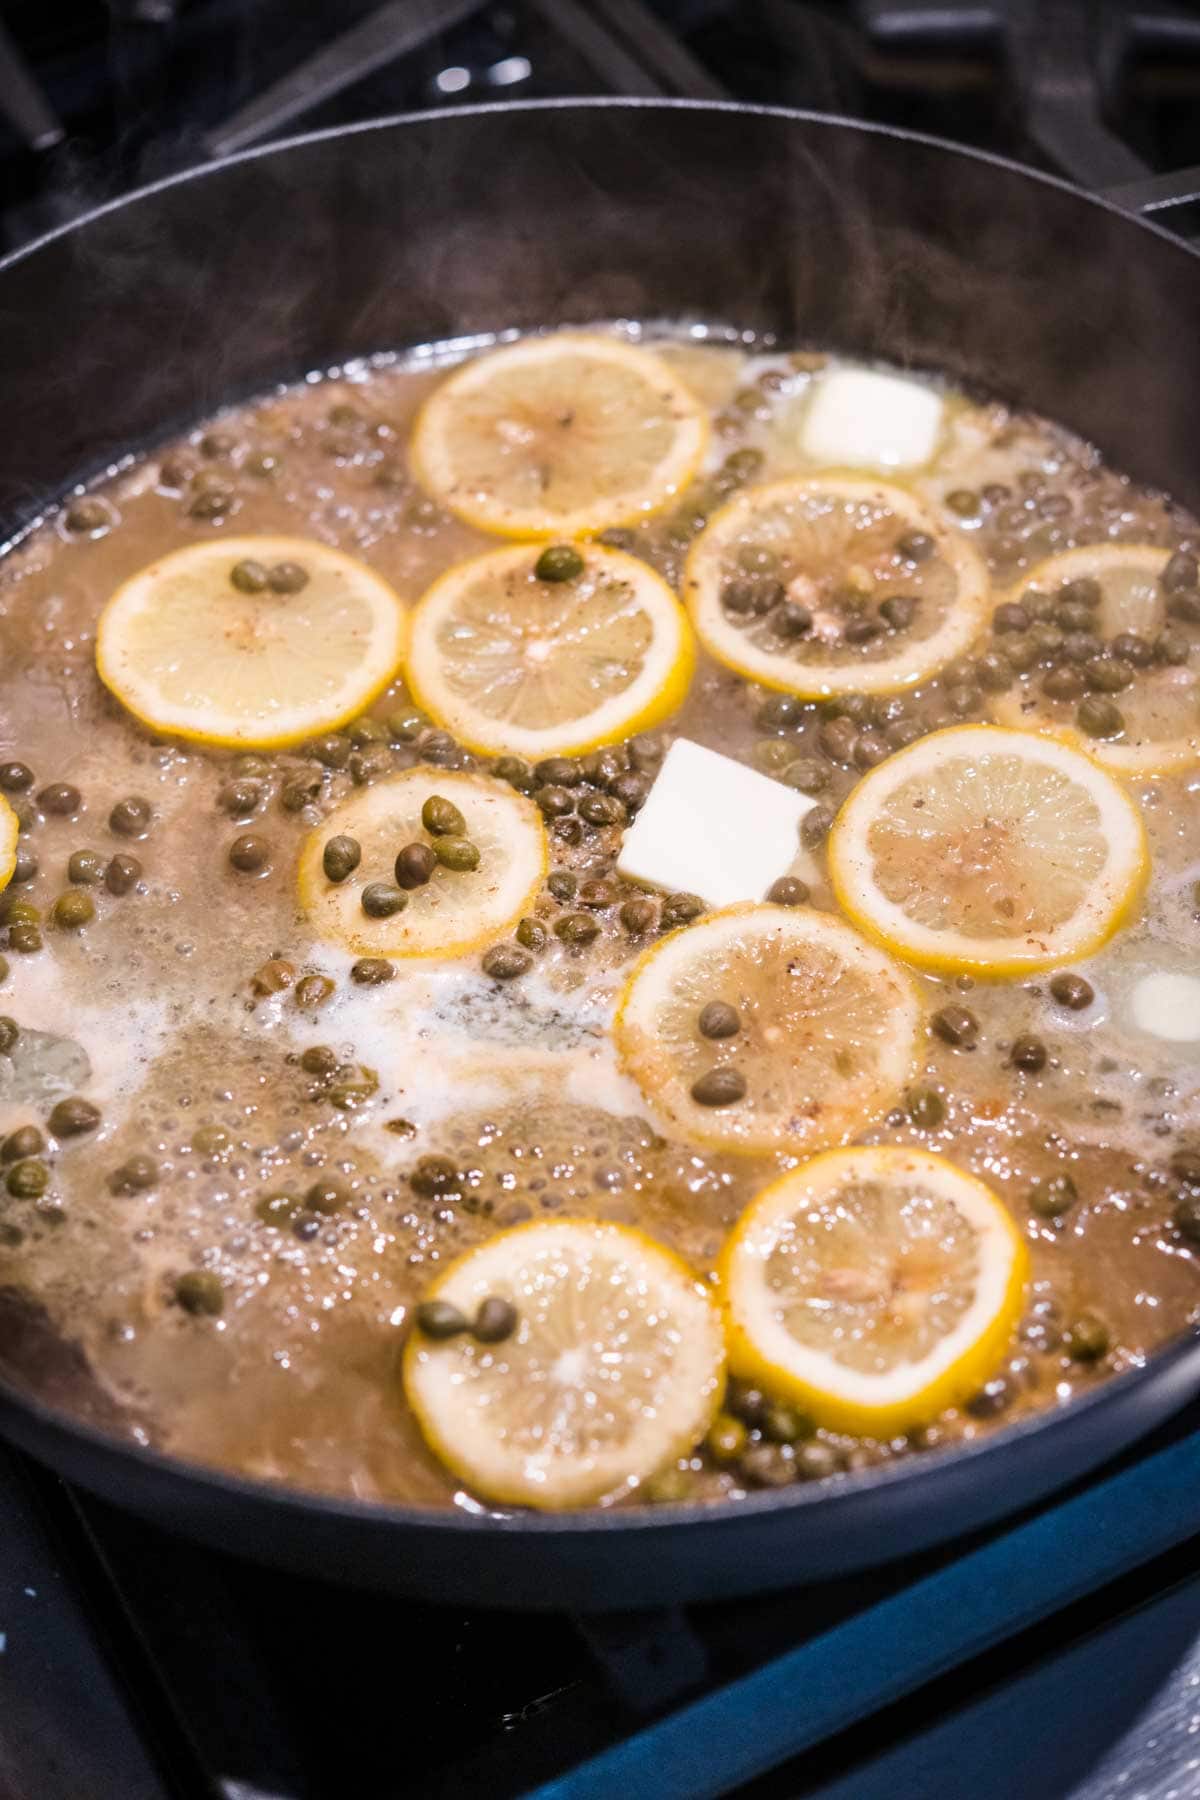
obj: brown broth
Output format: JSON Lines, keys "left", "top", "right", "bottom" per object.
{"left": 0, "top": 330, "right": 1198, "bottom": 1513}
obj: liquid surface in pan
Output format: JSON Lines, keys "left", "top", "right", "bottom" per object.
{"left": 0, "top": 328, "right": 1197, "bottom": 1514}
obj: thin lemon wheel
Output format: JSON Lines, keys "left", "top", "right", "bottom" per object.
{"left": 828, "top": 724, "right": 1147, "bottom": 977}
{"left": 409, "top": 333, "right": 709, "bottom": 538}
{"left": 402, "top": 1219, "right": 726, "bottom": 1509}
{"left": 684, "top": 474, "right": 990, "bottom": 696}
{"left": 405, "top": 542, "right": 694, "bottom": 759}
{"left": 718, "top": 1147, "right": 1028, "bottom": 1437}
{"left": 613, "top": 904, "right": 921, "bottom": 1157}
{"left": 992, "top": 543, "right": 1200, "bottom": 775}
{"left": 95, "top": 536, "right": 408, "bottom": 750}
{"left": 0, "top": 796, "right": 17, "bottom": 892}
{"left": 298, "top": 768, "right": 547, "bottom": 959}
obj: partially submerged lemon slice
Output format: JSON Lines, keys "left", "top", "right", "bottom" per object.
{"left": 409, "top": 333, "right": 709, "bottom": 538}
{"left": 0, "top": 797, "right": 17, "bottom": 892}
{"left": 684, "top": 474, "right": 990, "bottom": 696}
{"left": 403, "top": 1219, "right": 726, "bottom": 1509}
{"left": 297, "top": 768, "right": 546, "bottom": 959}
{"left": 828, "top": 724, "right": 1147, "bottom": 976}
{"left": 95, "top": 536, "right": 407, "bottom": 749}
{"left": 992, "top": 543, "right": 1200, "bottom": 775}
{"left": 718, "top": 1146, "right": 1028, "bottom": 1437}
{"left": 614, "top": 904, "right": 921, "bottom": 1157}
{"left": 405, "top": 542, "right": 694, "bottom": 759}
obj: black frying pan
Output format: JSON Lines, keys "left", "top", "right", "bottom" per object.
{"left": 0, "top": 99, "right": 1198, "bottom": 1611}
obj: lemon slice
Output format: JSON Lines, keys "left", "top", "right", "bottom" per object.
{"left": 684, "top": 474, "right": 990, "bottom": 696}
{"left": 96, "top": 536, "right": 407, "bottom": 750}
{"left": 410, "top": 333, "right": 709, "bottom": 538}
{"left": 718, "top": 1146, "right": 1028, "bottom": 1436}
{"left": 992, "top": 543, "right": 1200, "bottom": 775}
{"left": 402, "top": 1219, "right": 725, "bottom": 1509}
{"left": 829, "top": 724, "right": 1147, "bottom": 977}
{"left": 613, "top": 904, "right": 921, "bottom": 1157}
{"left": 297, "top": 768, "right": 546, "bottom": 959}
{"left": 405, "top": 542, "right": 695, "bottom": 760}
{"left": 0, "top": 797, "right": 17, "bottom": 892}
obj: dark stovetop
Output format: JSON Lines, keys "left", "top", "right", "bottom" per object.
{"left": 2, "top": 5, "right": 1200, "bottom": 1798}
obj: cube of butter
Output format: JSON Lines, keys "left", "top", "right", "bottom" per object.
{"left": 617, "top": 737, "right": 816, "bottom": 908}
{"left": 801, "top": 368, "right": 943, "bottom": 471}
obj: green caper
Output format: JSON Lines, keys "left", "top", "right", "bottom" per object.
{"left": 386, "top": 708, "right": 429, "bottom": 742}
{"left": 0, "top": 762, "right": 33, "bottom": 792}
{"left": 547, "top": 869, "right": 578, "bottom": 902}
{"left": 422, "top": 794, "right": 467, "bottom": 836}
{"left": 578, "top": 879, "right": 618, "bottom": 909}
{"left": 1042, "top": 666, "right": 1086, "bottom": 701}
{"left": 256, "top": 1191, "right": 301, "bottom": 1226}
{"left": 268, "top": 561, "right": 309, "bottom": 594}
{"left": 1029, "top": 1172, "right": 1077, "bottom": 1218}
{"left": 690, "top": 1067, "right": 747, "bottom": 1106}
{"left": 109, "top": 1154, "right": 158, "bottom": 1193}
{"left": 415, "top": 1299, "right": 470, "bottom": 1339}
{"left": 187, "top": 485, "right": 234, "bottom": 520}
{"left": 907, "top": 1087, "right": 946, "bottom": 1129}
{"left": 1076, "top": 695, "right": 1123, "bottom": 738}
{"left": 228, "top": 834, "right": 271, "bottom": 873}
{"left": 52, "top": 891, "right": 94, "bottom": 930}
{"left": 536, "top": 785, "right": 575, "bottom": 819}
{"left": 782, "top": 759, "right": 830, "bottom": 795}
{"left": 67, "top": 849, "right": 107, "bottom": 884}
{"left": 1172, "top": 1192, "right": 1200, "bottom": 1246}
{"left": 706, "top": 1412, "right": 749, "bottom": 1463}
{"left": 66, "top": 496, "right": 110, "bottom": 533}
{"left": 360, "top": 882, "right": 407, "bottom": 919}
{"left": 10, "top": 850, "right": 36, "bottom": 884}
{"left": 48, "top": 1097, "right": 100, "bottom": 1137}
{"left": 0, "top": 955, "right": 7, "bottom": 985}
{"left": 1049, "top": 972, "right": 1094, "bottom": 1011}
{"left": 763, "top": 1403, "right": 811, "bottom": 1443}
{"left": 660, "top": 892, "right": 705, "bottom": 929}
{"left": 579, "top": 792, "right": 626, "bottom": 827}
{"left": 105, "top": 854, "right": 142, "bottom": 895}
{"left": 230, "top": 558, "right": 269, "bottom": 593}
{"left": 795, "top": 1441, "right": 840, "bottom": 1481}
{"left": 306, "top": 1178, "right": 350, "bottom": 1215}
{"left": 6, "top": 1158, "right": 49, "bottom": 1198}
{"left": 801, "top": 806, "right": 834, "bottom": 849}
{"left": 534, "top": 544, "right": 584, "bottom": 583}
{"left": 1065, "top": 1310, "right": 1110, "bottom": 1361}
{"left": 619, "top": 896, "right": 658, "bottom": 934}
{"left": 190, "top": 1123, "right": 229, "bottom": 1155}
{"left": 754, "top": 738, "right": 795, "bottom": 774}
{"left": 294, "top": 974, "right": 335, "bottom": 1009}
{"left": 757, "top": 693, "right": 805, "bottom": 733}
{"left": 434, "top": 836, "right": 480, "bottom": 872}
{"left": 699, "top": 1000, "right": 740, "bottom": 1039}
{"left": 411, "top": 1153, "right": 458, "bottom": 1197}
{"left": 880, "top": 594, "right": 917, "bottom": 630}
{"left": 39, "top": 782, "right": 81, "bottom": 816}
{"left": 347, "top": 716, "right": 389, "bottom": 746}
{"left": 1161, "top": 549, "right": 1198, "bottom": 593}
{"left": 300, "top": 1044, "right": 339, "bottom": 1076}
{"left": 7, "top": 925, "right": 41, "bottom": 954}
{"left": 481, "top": 943, "right": 532, "bottom": 980}
{"left": 310, "top": 732, "right": 351, "bottom": 769}
{"left": 394, "top": 843, "right": 436, "bottom": 888}
{"left": 350, "top": 957, "right": 395, "bottom": 985}
{"left": 555, "top": 912, "right": 600, "bottom": 945}
{"left": 896, "top": 530, "right": 935, "bottom": 562}
{"left": 473, "top": 1295, "right": 519, "bottom": 1343}
{"left": 932, "top": 1005, "right": 978, "bottom": 1047}
{"left": 1, "top": 1124, "right": 42, "bottom": 1162}
{"left": 945, "top": 488, "right": 980, "bottom": 517}
{"left": 641, "top": 1467, "right": 691, "bottom": 1504}
{"left": 492, "top": 755, "right": 535, "bottom": 791}
{"left": 175, "top": 1270, "right": 225, "bottom": 1316}
{"left": 0, "top": 1016, "right": 17, "bottom": 1055}
{"left": 251, "top": 958, "right": 295, "bottom": 995}
{"left": 280, "top": 777, "right": 321, "bottom": 813}
{"left": 515, "top": 917, "right": 547, "bottom": 951}
{"left": 1010, "top": 1034, "right": 1048, "bottom": 1073}
{"left": 767, "top": 876, "right": 809, "bottom": 906}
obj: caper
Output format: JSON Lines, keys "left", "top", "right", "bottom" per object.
{"left": 482, "top": 943, "right": 532, "bottom": 980}
{"left": 536, "top": 785, "right": 575, "bottom": 819}
{"left": 200, "top": 429, "right": 237, "bottom": 459}
{"left": 660, "top": 892, "right": 705, "bottom": 929}
{"left": 1156, "top": 629, "right": 1191, "bottom": 665}
{"left": 907, "top": 1087, "right": 946, "bottom": 1129}
{"left": 627, "top": 734, "right": 664, "bottom": 771}
{"left": 256, "top": 1191, "right": 301, "bottom": 1226}
{"left": 1042, "top": 666, "right": 1086, "bottom": 701}
{"left": 991, "top": 602, "right": 1030, "bottom": 635}
{"left": 721, "top": 577, "right": 783, "bottom": 617}
{"left": 1059, "top": 576, "right": 1102, "bottom": 608}
{"left": 896, "top": 530, "right": 935, "bottom": 563}
{"left": 61, "top": 846, "right": 95, "bottom": 886}
{"left": 52, "top": 891, "right": 94, "bottom": 930}
{"left": 690, "top": 1067, "right": 747, "bottom": 1106}
{"left": 422, "top": 794, "right": 466, "bottom": 837}
{"left": 699, "top": 1000, "right": 740, "bottom": 1039}
{"left": 1003, "top": 633, "right": 1040, "bottom": 672}
{"left": 310, "top": 732, "right": 351, "bottom": 769}
{"left": 795, "top": 1441, "right": 840, "bottom": 1481}
{"left": 843, "top": 614, "right": 883, "bottom": 646}
{"left": 1076, "top": 696, "right": 1123, "bottom": 738}
{"left": 291, "top": 974, "right": 334, "bottom": 1012}
{"left": 347, "top": 717, "right": 390, "bottom": 746}
{"left": 879, "top": 594, "right": 917, "bottom": 630}
{"left": 187, "top": 485, "right": 234, "bottom": 520}
{"left": 1049, "top": 972, "right": 1094, "bottom": 1011}
{"left": 433, "top": 836, "right": 480, "bottom": 872}
{"left": 6, "top": 1158, "right": 49, "bottom": 1198}
{"left": 0, "top": 1017, "right": 18, "bottom": 1056}
{"left": 387, "top": 707, "right": 429, "bottom": 742}
{"left": 411, "top": 1154, "right": 458, "bottom": 1198}
{"left": 739, "top": 1444, "right": 795, "bottom": 1488}
{"left": 392, "top": 842, "right": 434, "bottom": 889}
{"left": 579, "top": 792, "right": 626, "bottom": 827}
{"left": 2, "top": 898, "right": 38, "bottom": 925}
{"left": 782, "top": 759, "right": 830, "bottom": 795}
{"left": 1065, "top": 1310, "right": 1110, "bottom": 1362}
{"left": 1111, "top": 632, "right": 1154, "bottom": 668}
{"left": 945, "top": 488, "right": 979, "bottom": 516}
{"left": 105, "top": 854, "right": 141, "bottom": 895}
{"left": 706, "top": 1413, "right": 748, "bottom": 1463}
{"left": 534, "top": 544, "right": 584, "bottom": 583}
{"left": 66, "top": 496, "right": 110, "bottom": 533}
{"left": 231, "top": 755, "right": 269, "bottom": 780}
{"left": 290, "top": 1212, "right": 321, "bottom": 1242}
{"left": 159, "top": 451, "right": 198, "bottom": 488}
{"left": 473, "top": 1296, "right": 519, "bottom": 1343}
{"left": 966, "top": 1377, "right": 1016, "bottom": 1420}
{"left": 579, "top": 879, "right": 619, "bottom": 909}
{"left": 619, "top": 896, "right": 657, "bottom": 935}
{"left": 48, "top": 1097, "right": 100, "bottom": 1137}
{"left": 251, "top": 958, "right": 295, "bottom": 995}
{"left": 7, "top": 925, "right": 41, "bottom": 954}
{"left": 1161, "top": 549, "right": 1199, "bottom": 593}
{"left": 0, "top": 762, "right": 33, "bottom": 792}
{"left": 218, "top": 780, "right": 262, "bottom": 819}
{"left": 492, "top": 755, "right": 535, "bottom": 791}
{"left": 279, "top": 777, "right": 321, "bottom": 813}
{"left": 554, "top": 912, "right": 600, "bottom": 945}
{"left": 515, "top": 917, "right": 547, "bottom": 951}
{"left": 754, "top": 738, "right": 795, "bottom": 774}
{"left": 10, "top": 849, "right": 36, "bottom": 884}
{"left": 230, "top": 558, "right": 269, "bottom": 593}
{"left": 775, "top": 603, "right": 813, "bottom": 638}
{"left": 1, "top": 1125, "right": 42, "bottom": 1162}
{"left": 109, "top": 1154, "right": 158, "bottom": 1194}
{"left": 1083, "top": 656, "right": 1133, "bottom": 694}
{"left": 758, "top": 693, "right": 805, "bottom": 733}
{"left": 1030, "top": 1172, "right": 1077, "bottom": 1218}
{"left": 0, "top": 956, "right": 8, "bottom": 985}
{"left": 175, "top": 1270, "right": 225, "bottom": 1316}
{"left": 228, "top": 834, "right": 271, "bottom": 873}
{"left": 190, "top": 1124, "right": 230, "bottom": 1156}
{"left": 801, "top": 806, "right": 834, "bottom": 849}
{"left": 819, "top": 717, "right": 859, "bottom": 764}
{"left": 1170, "top": 1146, "right": 1200, "bottom": 1188}
{"left": 301, "top": 1045, "right": 338, "bottom": 1079}
{"left": 268, "top": 561, "right": 309, "bottom": 594}
{"left": 932, "top": 1004, "right": 978, "bottom": 1047}
{"left": 547, "top": 869, "right": 578, "bottom": 902}
{"left": 723, "top": 446, "right": 765, "bottom": 484}
{"left": 361, "top": 882, "right": 407, "bottom": 919}
{"left": 763, "top": 1403, "right": 811, "bottom": 1443}
{"left": 350, "top": 957, "right": 394, "bottom": 985}
{"left": 766, "top": 875, "right": 809, "bottom": 906}
{"left": 1010, "top": 1034, "right": 1048, "bottom": 1073}
{"left": 349, "top": 746, "right": 392, "bottom": 787}
{"left": 38, "top": 782, "right": 81, "bottom": 817}
{"left": 1172, "top": 1192, "right": 1200, "bottom": 1246}
{"left": 305, "top": 1178, "right": 349, "bottom": 1216}
{"left": 415, "top": 1299, "right": 470, "bottom": 1339}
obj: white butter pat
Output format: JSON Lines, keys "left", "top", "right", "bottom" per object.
{"left": 617, "top": 737, "right": 816, "bottom": 907}
{"left": 801, "top": 368, "right": 943, "bottom": 471}
{"left": 1129, "top": 970, "right": 1200, "bottom": 1042}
